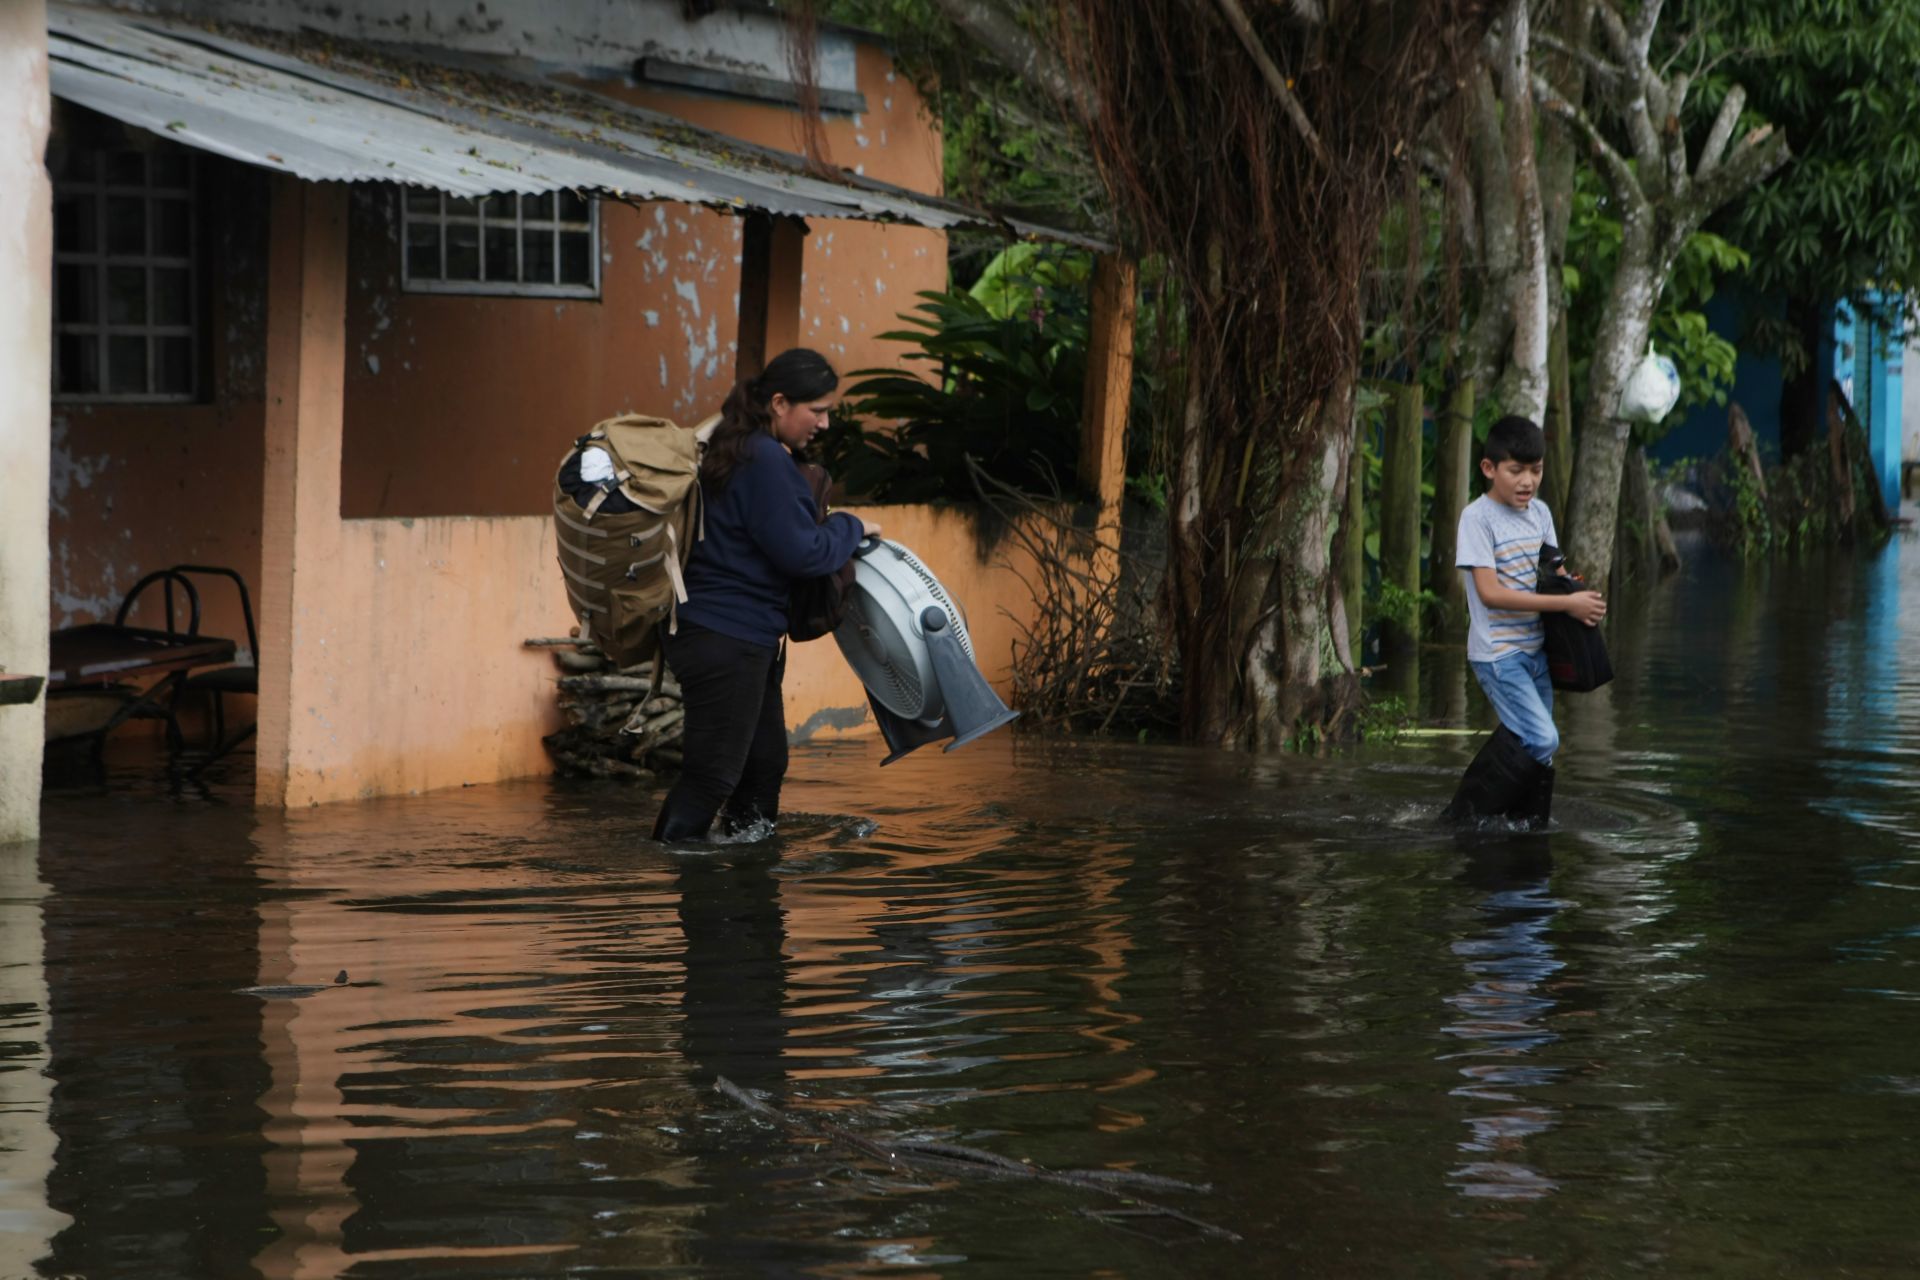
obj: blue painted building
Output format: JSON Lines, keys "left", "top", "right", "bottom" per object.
{"left": 1652, "top": 289, "right": 1906, "bottom": 514}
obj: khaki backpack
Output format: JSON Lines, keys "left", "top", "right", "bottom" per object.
{"left": 552, "top": 413, "right": 715, "bottom": 667}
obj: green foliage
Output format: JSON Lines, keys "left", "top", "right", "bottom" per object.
{"left": 969, "top": 242, "right": 1093, "bottom": 314}
{"left": 1724, "top": 451, "right": 1774, "bottom": 558}
{"left": 1356, "top": 694, "right": 1410, "bottom": 744}
{"left": 1372, "top": 581, "right": 1441, "bottom": 631}
{"left": 1126, "top": 470, "right": 1169, "bottom": 511}
{"left": 1690, "top": 0, "right": 1920, "bottom": 316}
{"left": 820, "top": 0, "right": 1100, "bottom": 238}
{"left": 820, "top": 276, "right": 1093, "bottom": 502}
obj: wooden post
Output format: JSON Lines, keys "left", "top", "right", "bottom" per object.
{"left": 256, "top": 178, "right": 349, "bottom": 807}
{"left": 1079, "top": 254, "right": 1137, "bottom": 510}
{"left": 1343, "top": 439, "right": 1365, "bottom": 662}
{"left": 1379, "top": 380, "right": 1423, "bottom": 681}
{"left": 1429, "top": 376, "right": 1474, "bottom": 622}
{"left": 1544, "top": 313, "right": 1574, "bottom": 524}
{"left": 736, "top": 212, "right": 807, "bottom": 378}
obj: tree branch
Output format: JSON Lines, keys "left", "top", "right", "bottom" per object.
{"left": 1695, "top": 82, "right": 1746, "bottom": 179}
{"left": 929, "top": 0, "right": 1094, "bottom": 119}
{"left": 1664, "top": 70, "right": 1692, "bottom": 197}
{"left": 1211, "top": 0, "right": 1331, "bottom": 169}
{"left": 1689, "top": 125, "right": 1791, "bottom": 218}
{"left": 1627, "top": 0, "right": 1665, "bottom": 62}
{"left": 1592, "top": 0, "right": 1632, "bottom": 65}
{"left": 1533, "top": 71, "right": 1646, "bottom": 213}
{"left": 1532, "top": 30, "right": 1621, "bottom": 85}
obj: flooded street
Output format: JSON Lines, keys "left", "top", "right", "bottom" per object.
{"left": 5, "top": 530, "right": 1920, "bottom": 1278}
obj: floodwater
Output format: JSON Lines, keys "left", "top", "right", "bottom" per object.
{"left": 4, "top": 529, "right": 1919, "bottom": 1279}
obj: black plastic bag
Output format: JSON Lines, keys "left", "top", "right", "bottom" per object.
{"left": 1534, "top": 544, "right": 1613, "bottom": 692}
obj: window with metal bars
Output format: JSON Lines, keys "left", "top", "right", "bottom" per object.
{"left": 51, "top": 139, "right": 199, "bottom": 401}
{"left": 400, "top": 189, "right": 600, "bottom": 297}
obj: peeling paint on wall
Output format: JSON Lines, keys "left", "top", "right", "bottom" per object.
{"left": 789, "top": 702, "right": 870, "bottom": 742}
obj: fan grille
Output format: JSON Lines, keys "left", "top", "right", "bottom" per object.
{"left": 843, "top": 590, "right": 924, "bottom": 714}
{"left": 884, "top": 542, "right": 973, "bottom": 658}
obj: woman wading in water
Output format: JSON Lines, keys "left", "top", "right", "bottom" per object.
{"left": 652, "top": 348, "right": 880, "bottom": 842}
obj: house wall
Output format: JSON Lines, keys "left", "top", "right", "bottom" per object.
{"left": 2, "top": 0, "right": 54, "bottom": 843}
{"left": 1834, "top": 298, "right": 1904, "bottom": 513}
{"left": 1902, "top": 331, "right": 1920, "bottom": 469}
{"left": 1652, "top": 290, "right": 1786, "bottom": 466}
{"left": 264, "top": 504, "right": 1046, "bottom": 807}
{"left": 338, "top": 42, "right": 944, "bottom": 519}
{"left": 48, "top": 34, "right": 949, "bottom": 768}
{"left": 47, "top": 150, "right": 269, "bottom": 652}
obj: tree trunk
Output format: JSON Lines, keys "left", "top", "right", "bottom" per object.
{"left": 1260, "top": 392, "right": 1356, "bottom": 744}
{"left": 1544, "top": 313, "right": 1574, "bottom": 520}
{"left": 1566, "top": 212, "right": 1661, "bottom": 592}
{"left": 1489, "top": 0, "right": 1548, "bottom": 422}
{"left": 1342, "top": 429, "right": 1365, "bottom": 662}
{"left": 1613, "top": 445, "right": 1664, "bottom": 585}
{"left": 1828, "top": 395, "right": 1856, "bottom": 544}
{"left": 1379, "top": 381, "right": 1423, "bottom": 684}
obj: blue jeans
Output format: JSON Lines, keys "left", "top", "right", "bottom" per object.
{"left": 1470, "top": 648, "right": 1558, "bottom": 765}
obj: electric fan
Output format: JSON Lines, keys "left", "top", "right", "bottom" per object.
{"left": 832, "top": 538, "right": 1020, "bottom": 764}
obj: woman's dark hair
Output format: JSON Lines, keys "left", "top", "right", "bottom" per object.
{"left": 702, "top": 347, "right": 839, "bottom": 489}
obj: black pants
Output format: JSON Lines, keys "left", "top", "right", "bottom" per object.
{"left": 662, "top": 622, "right": 788, "bottom": 831}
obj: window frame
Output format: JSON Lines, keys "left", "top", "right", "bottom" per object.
{"left": 51, "top": 146, "right": 201, "bottom": 404}
{"left": 399, "top": 189, "right": 602, "bottom": 299}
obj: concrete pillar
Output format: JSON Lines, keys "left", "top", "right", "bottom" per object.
{"left": 736, "top": 211, "right": 806, "bottom": 378}
{"left": 256, "top": 178, "right": 348, "bottom": 807}
{"left": 0, "top": 0, "right": 51, "bottom": 844}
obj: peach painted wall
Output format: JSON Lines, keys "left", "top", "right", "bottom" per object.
{"left": 782, "top": 506, "right": 1043, "bottom": 742}
{"left": 339, "top": 43, "right": 947, "bottom": 519}
{"left": 268, "top": 503, "right": 1047, "bottom": 805}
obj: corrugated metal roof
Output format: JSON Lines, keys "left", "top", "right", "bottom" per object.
{"left": 46, "top": 2, "right": 1103, "bottom": 249}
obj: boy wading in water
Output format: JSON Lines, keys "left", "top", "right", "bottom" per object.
{"left": 1445, "top": 415, "right": 1606, "bottom": 828}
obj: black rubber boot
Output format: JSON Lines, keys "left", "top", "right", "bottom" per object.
{"left": 1442, "top": 726, "right": 1540, "bottom": 826}
{"left": 652, "top": 795, "right": 714, "bottom": 843}
{"left": 1517, "top": 763, "right": 1555, "bottom": 830}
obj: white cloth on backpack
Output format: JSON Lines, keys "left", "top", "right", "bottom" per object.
{"left": 580, "top": 447, "right": 616, "bottom": 485}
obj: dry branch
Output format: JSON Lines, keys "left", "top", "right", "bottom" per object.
{"left": 714, "top": 1076, "right": 1238, "bottom": 1242}
{"left": 531, "top": 640, "right": 683, "bottom": 778}
{"left": 966, "top": 459, "right": 1177, "bottom": 736}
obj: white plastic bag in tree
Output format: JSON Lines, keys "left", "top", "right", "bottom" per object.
{"left": 1619, "top": 346, "right": 1682, "bottom": 423}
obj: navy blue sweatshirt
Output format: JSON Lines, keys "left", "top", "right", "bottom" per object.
{"left": 678, "top": 432, "right": 864, "bottom": 647}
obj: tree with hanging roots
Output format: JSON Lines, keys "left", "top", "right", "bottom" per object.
{"left": 1052, "top": 0, "right": 1493, "bottom": 746}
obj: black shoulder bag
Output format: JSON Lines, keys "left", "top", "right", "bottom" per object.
{"left": 1533, "top": 543, "right": 1613, "bottom": 692}
{"left": 787, "top": 461, "right": 858, "bottom": 642}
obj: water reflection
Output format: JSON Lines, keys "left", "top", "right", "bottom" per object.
{"left": 3, "top": 528, "right": 1917, "bottom": 1278}
{"left": 1441, "top": 840, "right": 1564, "bottom": 1201}
{"left": 0, "top": 842, "right": 67, "bottom": 1278}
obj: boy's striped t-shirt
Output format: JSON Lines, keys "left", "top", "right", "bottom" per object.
{"left": 1455, "top": 493, "right": 1558, "bottom": 662}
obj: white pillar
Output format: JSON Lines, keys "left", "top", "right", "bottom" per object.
{"left": 0, "top": 0, "right": 51, "bottom": 844}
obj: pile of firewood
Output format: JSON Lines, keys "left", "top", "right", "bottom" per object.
{"left": 525, "top": 636, "right": 683, "bottom": 779}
